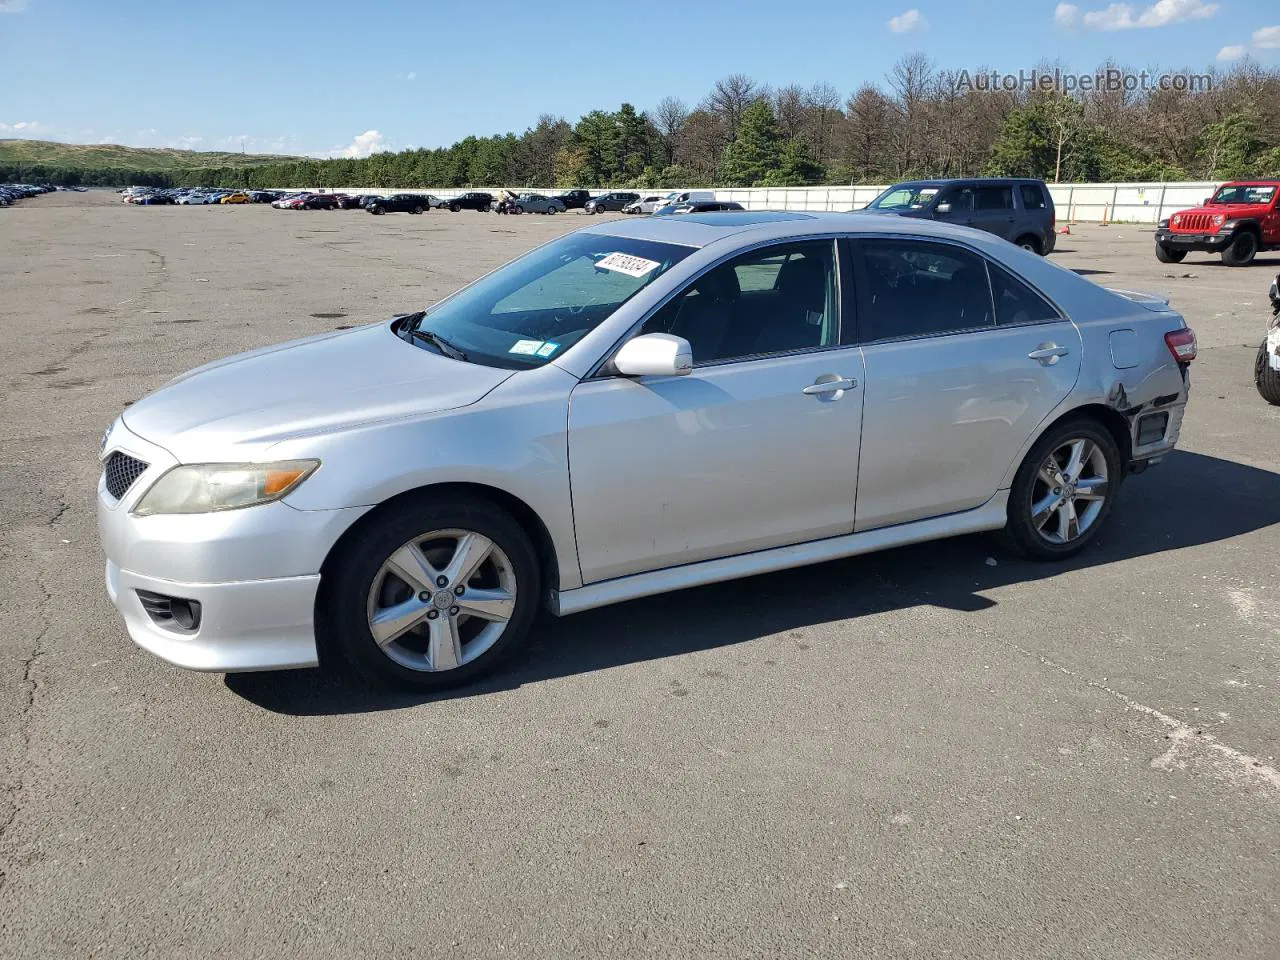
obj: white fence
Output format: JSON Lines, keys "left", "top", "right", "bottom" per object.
{"left": 299, "top": 181, "right": 1223, "bottom": 224}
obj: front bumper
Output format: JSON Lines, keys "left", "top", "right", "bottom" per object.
{"left": 1154, "top": 228, "right": 1232, "bottom": 250}
{"left": 98, "top": 420, "right": 369, "bottom": 672}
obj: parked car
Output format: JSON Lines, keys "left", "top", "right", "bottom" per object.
{"left": 511, "top": 193, "right": 566, "bottom": 215}
{"left": 250, "top": 191, "right": 283, "bottom": 204}
{"left": 367, "top": 194, "right": 431, "bottom": 215}
{"left": 334, "top": 194, "right": 367, "bottom": 210}
{"left": 97, "top": 213, "right": 1194, "bottom": 691}
{"left": 1155, "top": 181, "right": 1280, "bottom": 267}
{"left": 655, "top": 201, "right": 746, "bottom": 216}
{"left": 624, "top": 195, "right": 665, "bottom": 215}
{"left": 137, "top": 194, "right": 177, "bottom": 205}
{"left": 862, "top": 178, "right": 1057, "bottom": 255}
{"left": 300, "top": 194, "right": 341, "bottom": 210}
{"left": 219, "top": 192, "right": 252, "bottom": 204}
{"left": 584, "top": 192, "right": 640, "bottom": 214}
{"left": 554, "top": 189, "right": 592, "bottom": 210}
{"left": 272, "top": 193, "right": 305, "bottom": 209}
{"left": 177, "top": 193, "right": 212, "bottom": 205}
{"left": 1258, "top": 271, "right": 1280, "bottom": 405}
{"left": 448, "top": 192, "right": 494, "bottom": 212}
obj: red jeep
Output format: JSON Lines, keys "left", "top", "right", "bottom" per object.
{"left": 1155, "top": 181, "right": 1280, "bottom": 267}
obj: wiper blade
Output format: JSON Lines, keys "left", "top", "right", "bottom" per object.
{"left": 410, "top": 327, "right": 468, "bottom": 361}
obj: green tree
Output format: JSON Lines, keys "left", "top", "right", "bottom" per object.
{"left": 717, "top": 101, "right": 783, "bottom": 186}
{"left": 1197, "top": 112, "right": 1265, "bottom": 179}
{"left": 760, "top": 139, "right": 825, "bottom": 186}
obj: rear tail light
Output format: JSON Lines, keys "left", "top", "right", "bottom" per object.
{"left": 1165, "top": 327, "right": 1197, "bottom": 363}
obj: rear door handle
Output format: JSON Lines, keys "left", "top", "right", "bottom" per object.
{"left": 1028, "top": 344, "right": 1069, "bottom": 364}
{"left": 803, "top": 377, "right": 857, "bottom": 396}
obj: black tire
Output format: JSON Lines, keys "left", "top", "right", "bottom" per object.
{"left": 514, "top": 205, "right": 524, "bottom": 215}
{"left": 1222, "top": 231, "right": 1259, "bottom": 267}
{"left": 1000, "top": 417, "right": 1122, "bottom": 560}
{"left": 450, "top": 203, "right": 460, "bottom": 212}
{"left": 547, "top": 207, "right": 557, "bottom": 215}
{"left": 412, "top": 205, "right": 424, "bottom": 215}
{"left": 371, "top": 206, "right": 385, "bottom": 215}
{"left": 1256, "top": 339, "right": 1280, "bottom": 405}
{"left": 319, "top": 495, "right": 542, "bottom": 691}
{"left": 1155, "top": 243, "right": 1187, "bottom": 264}
{"left": 1015, "top": 234, "right": 1043, "bottom": 255}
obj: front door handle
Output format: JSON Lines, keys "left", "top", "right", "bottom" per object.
{"left": 1028, "top": 344, "right": 1070, "bottom": 365}
{"left": 803, "top": 376, "right": 857, "bottom": 398}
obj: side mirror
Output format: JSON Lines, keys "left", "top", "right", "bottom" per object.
{"left": 935, "top": 202, "right": 952, "bottom": 215}
{"left": 1203, "top": 197, "right": 1213, "bottom": 206}
{"left": 613, "top": 333, "right": 693, "bottom": 377}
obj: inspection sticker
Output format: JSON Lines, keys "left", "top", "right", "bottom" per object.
{"left": 596, "top": 252, "right": 661, "bottom": 278}
{"left": 1268, "top": 326, "right": 1280, "bottom": 371}
{"left": 535, "top": 341, "right": 560, "bottom": 358}
{"left": 509, "top": 339, "right": 544, "bottom": 355}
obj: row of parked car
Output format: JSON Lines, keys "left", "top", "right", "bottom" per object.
{"left": 1, "top": 182, "right": 66, "bottom": 206}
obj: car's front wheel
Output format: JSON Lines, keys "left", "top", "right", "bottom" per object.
{"left": 1222, "top": 231, "right": 1259, "bottom": 267}
{"left": 450, "top": 203, "right": 460, "bottom": 212}
{"left": 413, "top": 205, "right": 424, "bottom": 214}
{"left": 320, "top": 495, "right": 541, "bottom": 690}
{"left": 1001, "top": 418, "right": 1121, "bottom": 559}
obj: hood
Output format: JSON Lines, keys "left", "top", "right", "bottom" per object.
{"left": 122, "top": 321, "right": 514, "bottom": 460}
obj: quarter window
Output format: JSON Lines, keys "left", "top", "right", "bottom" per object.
{"left": 988, "top": 262, "right": 1060, "bottom": 326}
{"left": 857, "top": 240, "right": 994, "bottom": 340}
{"left": 1019, "top": 184, "right": 1047, "bottom": 210}
{"left": 639, "top": 240, "right": 838, "bottom": 364}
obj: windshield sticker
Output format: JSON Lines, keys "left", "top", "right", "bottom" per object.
{"left": 595, "top": 252, "right": 661, "bottom": 278}
{"left": 535, "top": 341, "right": 560, "bottom": 358}
{"left": 509, "top": 339, "right": 544, "bottom": 355}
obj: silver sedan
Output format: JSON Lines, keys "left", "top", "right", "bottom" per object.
{"left": 98, "top": 213, "right": 1195, "bottom": 689}
{"left": 513, "top": 193, "right": 566, "bottom": 214}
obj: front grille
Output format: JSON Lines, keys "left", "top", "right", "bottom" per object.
{"left": 104, "top": 451, "right": 148, "bottom": 500}
{"left": 1173, "top": 212, "right": 1215, "bottom": 232}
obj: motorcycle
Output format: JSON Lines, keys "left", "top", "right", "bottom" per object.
{"left": 1257, "top": 271, "right": 1280, "bottom": 406}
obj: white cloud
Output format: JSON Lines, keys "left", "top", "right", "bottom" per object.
{"left": 1254, "top": 25, "right": 1280, "bottom": 48}
{"left": 0, "top": 120, "right": 47, "bottom": 135}
{"left": 0, "top": 0, "right": 30, "bottom": 12}
{"left": 1055, "top": 3, "right": 1080, "bottom": 26}
{"left": 1055, "top": 0, "right": 1217, "bottom": 30}
{"left": 887, "top": 8, "right": 927, "bottom": 32}
{"left": 1216, "top": 44, "right": 1246, "bottom": 60}
{"left": 338, "top": 130, "right": 387, "bottom": 159}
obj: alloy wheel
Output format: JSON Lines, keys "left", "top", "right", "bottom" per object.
{"left": 1029, "top": 438, "right": 1109, "bottom": 544}
{"left": 366, "top": 528, "right": 517, "bottom": 672}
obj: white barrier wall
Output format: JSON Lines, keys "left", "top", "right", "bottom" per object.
{"left": 296, "top": 181, "right": 1223, "bottom": 224}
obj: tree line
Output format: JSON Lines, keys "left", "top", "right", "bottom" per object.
{"left": 6, "top": 56, "right": 1280, "bottom": 189}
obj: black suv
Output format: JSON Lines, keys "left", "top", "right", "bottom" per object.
{"left": 585, "top": 192, "right": 640, "bottom": 214}
{"left": 448, "top": 192, "right": 494, "bottom": 212}
{"left": 862, "top": 178, "right": 1056, "bottom": 255}
{"left": 367, "top": 194, "right": 431, "bottom": 215}
{"left": 554, "top": 189, "right": 592, "bottom": 210}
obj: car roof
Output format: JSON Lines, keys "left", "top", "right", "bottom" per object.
{"left": 584, "top": 209, "right": 1015, "bottom": 248}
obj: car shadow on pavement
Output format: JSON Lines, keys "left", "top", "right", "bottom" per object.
{"left": 225, "top": 449, "right": 1280, "bottom": 715}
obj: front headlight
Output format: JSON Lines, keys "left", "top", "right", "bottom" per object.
{"left": 132, "top": 460, "right": 319, "bottom": 517}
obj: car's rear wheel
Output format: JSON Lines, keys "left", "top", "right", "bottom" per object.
{"left": 547, "top": 207, "right": 557, "bottom": 215}
{"left": 450, "top": 203, "right": 460, "bottom": 212}
{"left": 1256, "top": 339, "right": 1280, "bottom": 405}
{"left": 372, "top": 206, "right": 385, "bottom": 215}
{"left": 321, "top": 496, "right": 541, "bottom": 690}
{"left": 1222, "top": 231, "right": 1259, "bottom": 267}
{"left": 413, "top": 205, "right": 424, "bottom": 214}
{"left": 1155, "top": 243, "right": 1187, "bottom": 263}
{"left": 1001, "top": 418, "right": 1121, "bottom": 560}
{"left": 1015, "top": 234, "right": 1042, "bottom": 255}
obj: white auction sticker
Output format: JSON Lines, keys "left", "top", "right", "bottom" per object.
{"left": 596, "top": 252, "right": 661, "bottom": 278}
{"left": 1268, "top": 327, "right": 1280, "bottom": 371}
{"left": 509, "top": 339, "right": 544, "bottom": 355}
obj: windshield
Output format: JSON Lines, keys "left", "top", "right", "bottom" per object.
{"left": 1210, "top": 184, "right": 1276, "bottom": 205}
{"left": 868, "top": 184, "right": 941, "bottom": 211}
{"left": 409, "top": 233, "right": 694, "bottom": 369}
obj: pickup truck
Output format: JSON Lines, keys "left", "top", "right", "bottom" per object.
{"left": 1155, "top": 181, "right": 1280, "bottom": 267}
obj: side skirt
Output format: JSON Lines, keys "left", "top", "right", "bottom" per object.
{"left": 549, "top": 492, "right": 1010, "bottom": 617}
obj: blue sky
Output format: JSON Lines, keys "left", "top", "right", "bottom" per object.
{"left": 1, "top": 0, "right": 1277, "bottom": 158}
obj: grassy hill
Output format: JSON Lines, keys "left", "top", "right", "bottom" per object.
{"left": 0, "top": 139, "right": 300, "bottom": 171}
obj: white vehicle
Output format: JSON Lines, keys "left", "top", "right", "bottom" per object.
{"left": 623, "top": 196, "right": 665, "bottom": 215}
{"left": 653, "top": 190, "right": 716, "bottom": 215}
{"left": 177, "top": 194, "right": 211, "bottom": 205}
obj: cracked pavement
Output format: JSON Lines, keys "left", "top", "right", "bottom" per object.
{"left": 1, "top": 194, "right": 1278, "bottom": 958}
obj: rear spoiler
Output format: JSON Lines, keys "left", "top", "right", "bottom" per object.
{"left": 1106, "top": 288, "right": 1173, "bottom": 311}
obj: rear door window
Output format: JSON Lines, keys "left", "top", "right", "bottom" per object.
{"left": 988, "top": 262, "right": 1060, "bottom": 326}
{"left": 854, "top": 240, "right": 995, "bottom": 341}
{"left": 975, "top": 186, "right": 1014, "bottom": 210}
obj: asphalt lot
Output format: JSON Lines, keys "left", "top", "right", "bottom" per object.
{"left": 1, "top": 192, "right": 1278, "bottom": 959}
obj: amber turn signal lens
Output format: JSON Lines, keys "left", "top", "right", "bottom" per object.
{"left": 263, "top": 468, "right": 309, "bottom": 496}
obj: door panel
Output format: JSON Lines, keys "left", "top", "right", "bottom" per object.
{"left": 568, "top": 349, "right": 865, "bottom": 583}
{"left": 855, "top": 321, "right": 1082, "bottom": 530}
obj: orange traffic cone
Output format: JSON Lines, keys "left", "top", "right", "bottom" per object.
{"left": 1100, "top": 205, "right": 1109, "bottom": 226}
{"left": 1058, "top": 224, "right": 1071, "bottom": 235}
